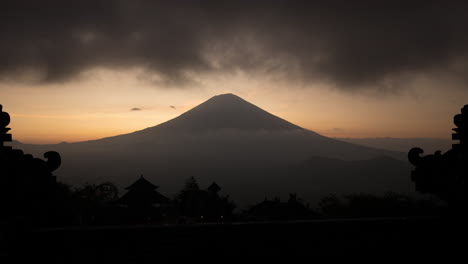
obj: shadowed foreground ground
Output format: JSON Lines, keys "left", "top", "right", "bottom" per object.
{"left": 8, "top": 217, "right": 465, "bottom": 262}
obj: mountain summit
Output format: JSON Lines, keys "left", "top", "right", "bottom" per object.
{"left": 155, "top": 93, "right": 301, "bottom": 131}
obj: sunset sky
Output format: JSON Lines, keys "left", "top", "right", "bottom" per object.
{"left": 1, "top": 1, "right": 467, "bottom": 144}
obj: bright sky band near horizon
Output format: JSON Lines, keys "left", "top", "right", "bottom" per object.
{"left": 1, "top": 68, "right": 466, "bottom": 144}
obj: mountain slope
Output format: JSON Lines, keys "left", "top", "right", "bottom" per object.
{"left": 49, "top": 93, "right": 402, "bottom": 160}
{"left": 154, "top": 93, "right": 303, "bottom": 131}
{"left": 11, "top": 94, "right": 413, "bottom": 206}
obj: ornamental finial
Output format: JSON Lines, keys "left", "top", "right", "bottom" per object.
{"left": 452, "top": 104, "right": 468, "bottom": 148}
{"left": 0, "top": 104, "right": 12, "bottom": 148}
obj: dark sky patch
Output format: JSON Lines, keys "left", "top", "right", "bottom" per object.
{"left": 130, "top": 107, "right": 142, "bottom": 111}
{"left": 1, "top": 0, "right": 467, "bottom": 91}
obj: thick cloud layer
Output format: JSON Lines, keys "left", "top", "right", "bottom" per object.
{"left": 1, "top": 0, "right": 467, "bottom": 90}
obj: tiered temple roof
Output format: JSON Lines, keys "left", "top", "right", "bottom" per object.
{"left": 118, "top": 175, "right": 168, "bottom": 206}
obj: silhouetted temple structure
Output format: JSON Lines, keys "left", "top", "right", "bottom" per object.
{"left": 118, "top": 175, "right": 168, "bottom": 222}
{"left": 409, "top": 104, "right": 468, "bottom": 212}
{"left": 0, "top": 104, "right": 61, "bottom": 227}
{"left": 0, "top": 105, "right": 12, "bottom": 149}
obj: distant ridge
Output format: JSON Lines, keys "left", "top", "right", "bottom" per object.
{"left": 337, "top": 137, "right": 452, "bottom": 153}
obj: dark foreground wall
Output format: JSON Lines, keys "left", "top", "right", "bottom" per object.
{"left": 7, "top": 217, "right": 466, "bottom": 262}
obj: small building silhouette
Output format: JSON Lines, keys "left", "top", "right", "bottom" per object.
{"left": 118, "top": 175, "right": 168, "bottom": 223}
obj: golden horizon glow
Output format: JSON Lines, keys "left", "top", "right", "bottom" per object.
{"left": 1, "top": 69, "right": 465, "bottom": 144}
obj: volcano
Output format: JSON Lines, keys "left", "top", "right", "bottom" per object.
{"left": 154, "top": 93, "right": 302, "bottom": 131}
{"left": 13, "top": 94, "right": 413, "bottom": 205}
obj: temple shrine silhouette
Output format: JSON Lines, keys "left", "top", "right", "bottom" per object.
{"left": 409, "top": 104, "right": 468, "bottom": 213}
{"left": 117, "top": 175, "right": 169, "bottom": 222}
{"left": 0, "top": 104, "right": 61, "bottom": 227}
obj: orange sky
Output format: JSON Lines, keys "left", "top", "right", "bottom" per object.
{"left": 1, "top": 68, "right": 466, "bottom": 144}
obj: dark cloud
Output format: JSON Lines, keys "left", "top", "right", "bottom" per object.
{"left": 1, "top": 0, "right": 468, "bottom": 91}
{"left": 130, "top": 107, "right": 142, "bottom": 111}
{"left": 170, "top": 106, "right": 176, "bottom": 110}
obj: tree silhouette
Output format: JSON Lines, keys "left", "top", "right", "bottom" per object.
{"left": 245, "top": 193, "right": 318, "bottom": 221}
{"left": 176, "top": 177, "right": 235, "bottom": 222}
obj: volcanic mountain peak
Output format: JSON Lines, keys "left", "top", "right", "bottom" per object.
{"left": 205, "top": 93, "right": 244, "bottom": 103}
{"left": 155, "top": 93, "right": 302, "bottom": 131}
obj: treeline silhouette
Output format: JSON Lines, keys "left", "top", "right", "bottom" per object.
{"left": 43, "top": 176, "right": 237, "bottom": 226}
{"left": 31, "top": 177, "right": 445, "bottom": 227}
